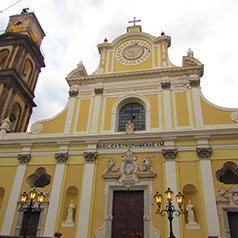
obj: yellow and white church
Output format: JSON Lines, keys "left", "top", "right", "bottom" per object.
{"left": 1, "top": 10, "right": 238, "bottom": 238}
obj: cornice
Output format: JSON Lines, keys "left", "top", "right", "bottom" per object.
{"left": 1, "top": 127, "right": 238, "bottom": 146}
{"left": 66, "top": 65, "right": 204, "bottom": 86}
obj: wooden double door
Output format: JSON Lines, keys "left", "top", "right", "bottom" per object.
{"left": 112, "top": 191, "right": 144, "bottom": 238}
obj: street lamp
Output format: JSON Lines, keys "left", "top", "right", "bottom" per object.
{"left": 19, "top": 188, "right": 45, "bottom": 237}
{"left": 154, "top": 188, "right": 184, "bottom": 238}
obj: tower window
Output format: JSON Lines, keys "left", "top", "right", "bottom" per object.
{"left": 118, "top": 103, "right": 145, "bottom": 132}
{"left": 22, "top": 59, "right": 33, "bottom": 81}
{"left": 0, "top": 49, "right": 9, "bottom": 68}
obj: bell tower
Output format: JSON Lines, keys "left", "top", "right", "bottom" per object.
{"left": 0, "top": 9, "right": 45, "bottom": 132}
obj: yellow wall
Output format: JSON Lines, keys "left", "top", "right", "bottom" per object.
{"left": 57, "top": 163, "right": 84, "bottom": 237}
{"left": 201, "top": 98, "right": 234, "bottom": 125}
{"left": 175, "top": 92, "right": 190, "bottom": 127}
{"left": 0, "top": 166, "right": 17, "bottom": 230}
{"left": 145, "top": 94, "right": 159, "bottom": 128}
{"left": 103, "top": 97, "right": 118, "bottom": 131}
{"left": 76, "top": 99, "right": 91, "bottom": 132}
{"left": 39, "top": 108, "right": 68, "bottom": 134}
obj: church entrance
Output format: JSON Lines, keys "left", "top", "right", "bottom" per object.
{"left": 20, "top": 210, "right": 40, "bottom": 237}
{"left": 112, "top": 191, "right": 144, "bottom": 238}
{"left": 227, "top": 212, "right": 238, "bottom": 238}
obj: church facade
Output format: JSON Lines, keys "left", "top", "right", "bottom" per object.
{"left": 0, "top": 11, "right": 238, "bottom": 238}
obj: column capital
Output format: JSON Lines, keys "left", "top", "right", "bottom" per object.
{"left": 83, "top": 152, "right": 98, "bottom": 163}
{"left": 55, "top": 152, "right": 69, "bottom": 163}
{"left": 17, "top": 153, "right": 31, "bottom": 164}
{"left": 161, "top": 82, "right": 171, "bottom": 89}
{"left": 162, "top": 148, "right": 178, "bottom": 160}
{"left": 189, "top": 79, "right": 200, "bottom": 87}
{"left": 94, "top": 88, "right": 104, "bottom": 95}
{"left": 196, "top": 147, "right": 213, "bottom": 159}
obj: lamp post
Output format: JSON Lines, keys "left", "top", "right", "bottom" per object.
{"left": 154, "top": 188, "right": 184, "bottom": 238}
{"left": 19, "top": 188, "right": 45, "bottom": 238}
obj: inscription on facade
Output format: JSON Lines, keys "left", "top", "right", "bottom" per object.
{"left": 97, "top": 141, "right": 164, "bottom": 149}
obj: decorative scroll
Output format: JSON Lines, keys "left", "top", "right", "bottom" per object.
{"left": 217, "top": 185, "right": 238, "bottom": 206}
{"left": 125, "top": 120, "right": 134, "bottom": 134}
{"left": 102, "top": 158, "right": 119, "bottom": 179}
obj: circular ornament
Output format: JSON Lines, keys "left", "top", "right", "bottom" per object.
{"left": 116, "top": 40, "right": 151, "bottom": 65}
{"left": 231, "top": 111, "right": 238, "bottom": 123}
{"left": 31, "top": 123, "right": 43, "bottom": 134}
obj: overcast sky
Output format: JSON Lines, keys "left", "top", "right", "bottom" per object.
{"left": 1, "top": 0, "right": 238, "bottom": 130}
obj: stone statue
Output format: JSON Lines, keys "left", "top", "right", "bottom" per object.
{"left": 65, "top": 200, "right": 75, "bottom": 223}
{"left": 186, "top": 200, "right": 196, "bottom": 224}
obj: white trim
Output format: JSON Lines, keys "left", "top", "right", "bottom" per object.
{"left": 76, "top": 162, "right": 95, "bottom": 238}
{"left": 105, "top": 50, "right": 110, "bottom": 73}
{"left": 100, "top": 96, "right": 107, "bottom": 133}
{"left": 199, "top": 159, "right": 221, "bottom": 237}
{"left": 1, "top": 164, "right": 27, "bottom": 235}
{"left": 163, "top": 90, "right": 172, "bottom": 129}
{"left": 165, "top": 159, "right": 180, "bottom": 237}
{"left": 64, "top": 97, "right": 76, "bottom": 134}
{"left": 191, "top": 88, "right": 204, "bottom": 128}
{"left": 158, "top": 44, "right": 161, "bottom": 68}
{"left": 43, "top": 163, "right": 66, "bottom": 237}
{"left": 91, "top": 95, "right": 102, "bottom": 133}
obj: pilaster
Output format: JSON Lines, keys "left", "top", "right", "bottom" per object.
{"left": 43, "top": 151, "right": 68, "bottom": 237}
{"left": 76, "top": 151, "right": 98, "bottom": 238}
{"left": 197, "top": 146, "right": 221, "bottom": 237}
{"left": 162, "top": 142, "right": 180, "bottom": 238}
{"left": 1, "top": 152, "right": 31, "bottom": 235}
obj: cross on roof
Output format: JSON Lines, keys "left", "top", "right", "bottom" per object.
{"left": 128, "top": 17, "right": 141, "bottom": 26}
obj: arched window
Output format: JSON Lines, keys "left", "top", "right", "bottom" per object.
{"left": 22, "top": 59, "right": 33, "bottom": 81}
{"left": 216, "top": 162, "right": 238, "bottom": 184}
{"left": 0, "top": 49, "right": 9, "bottom": 68}
{"left": 118, "top": 103, "right": 145, "bottom": 132}
{"left": 9, "top": 102, "right": 22, "bottom": 132}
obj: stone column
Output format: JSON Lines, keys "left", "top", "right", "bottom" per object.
{"left": 162, "top": 148, "right": 180, "bottom": 238}
{"left": 76, "top": 152, "right": 97, "bottom": 238}
{"left": 43, "top": 152, "right": 68, "bottom": 237}
{"left": 196, "top": 147, "right": 221, "bottom": 237}
{"left": 1, "top": 153, "right": 31, "bottom": 235}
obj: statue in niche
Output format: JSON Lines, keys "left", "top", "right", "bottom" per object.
{"left": 186, "top": 200, "right": 197, "bottom": 224}
{"left": 65, "top": 200, "right": 75, "bottom": 223}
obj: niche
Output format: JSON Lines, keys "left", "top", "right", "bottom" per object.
{"left": 62, "top": 186, "right": 78, "bottom": 227}
{"left": 183, "top": 184, "right": 200, "bottom": 225}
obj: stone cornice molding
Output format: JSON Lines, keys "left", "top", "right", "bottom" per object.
{"left": 66, "top": 66, "right": 204, "bottom": 86}
{"left": 83, "top": 152, "right": 98, "bottom": 163}
{"left": 17, "top": 153, "right": 31, "bottom": 164}
{"left": 55, "top": 152, "right": 69, "bottom": 163}
{"left": 162, "top": 148, "right": 178, "bottom": 160}
{"left": 196, "top": 147, "right": 213, "bottom": 159}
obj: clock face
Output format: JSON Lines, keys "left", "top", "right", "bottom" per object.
{"left": 116, "top": 40, "right": 151, "bottom": 65}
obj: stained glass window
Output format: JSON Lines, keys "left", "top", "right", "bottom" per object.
{"left": 118, "top": 103, "right": 145, "bottom": 132}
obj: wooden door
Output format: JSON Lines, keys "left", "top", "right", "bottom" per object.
{"left": 20, "top": 211, "right": 40, "bottom": 237}
{"left": 112, "top": 191, "right": 144, "bottom": 238}
{"left": 228, "top": 212, "right": 238, "bottom": 238}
